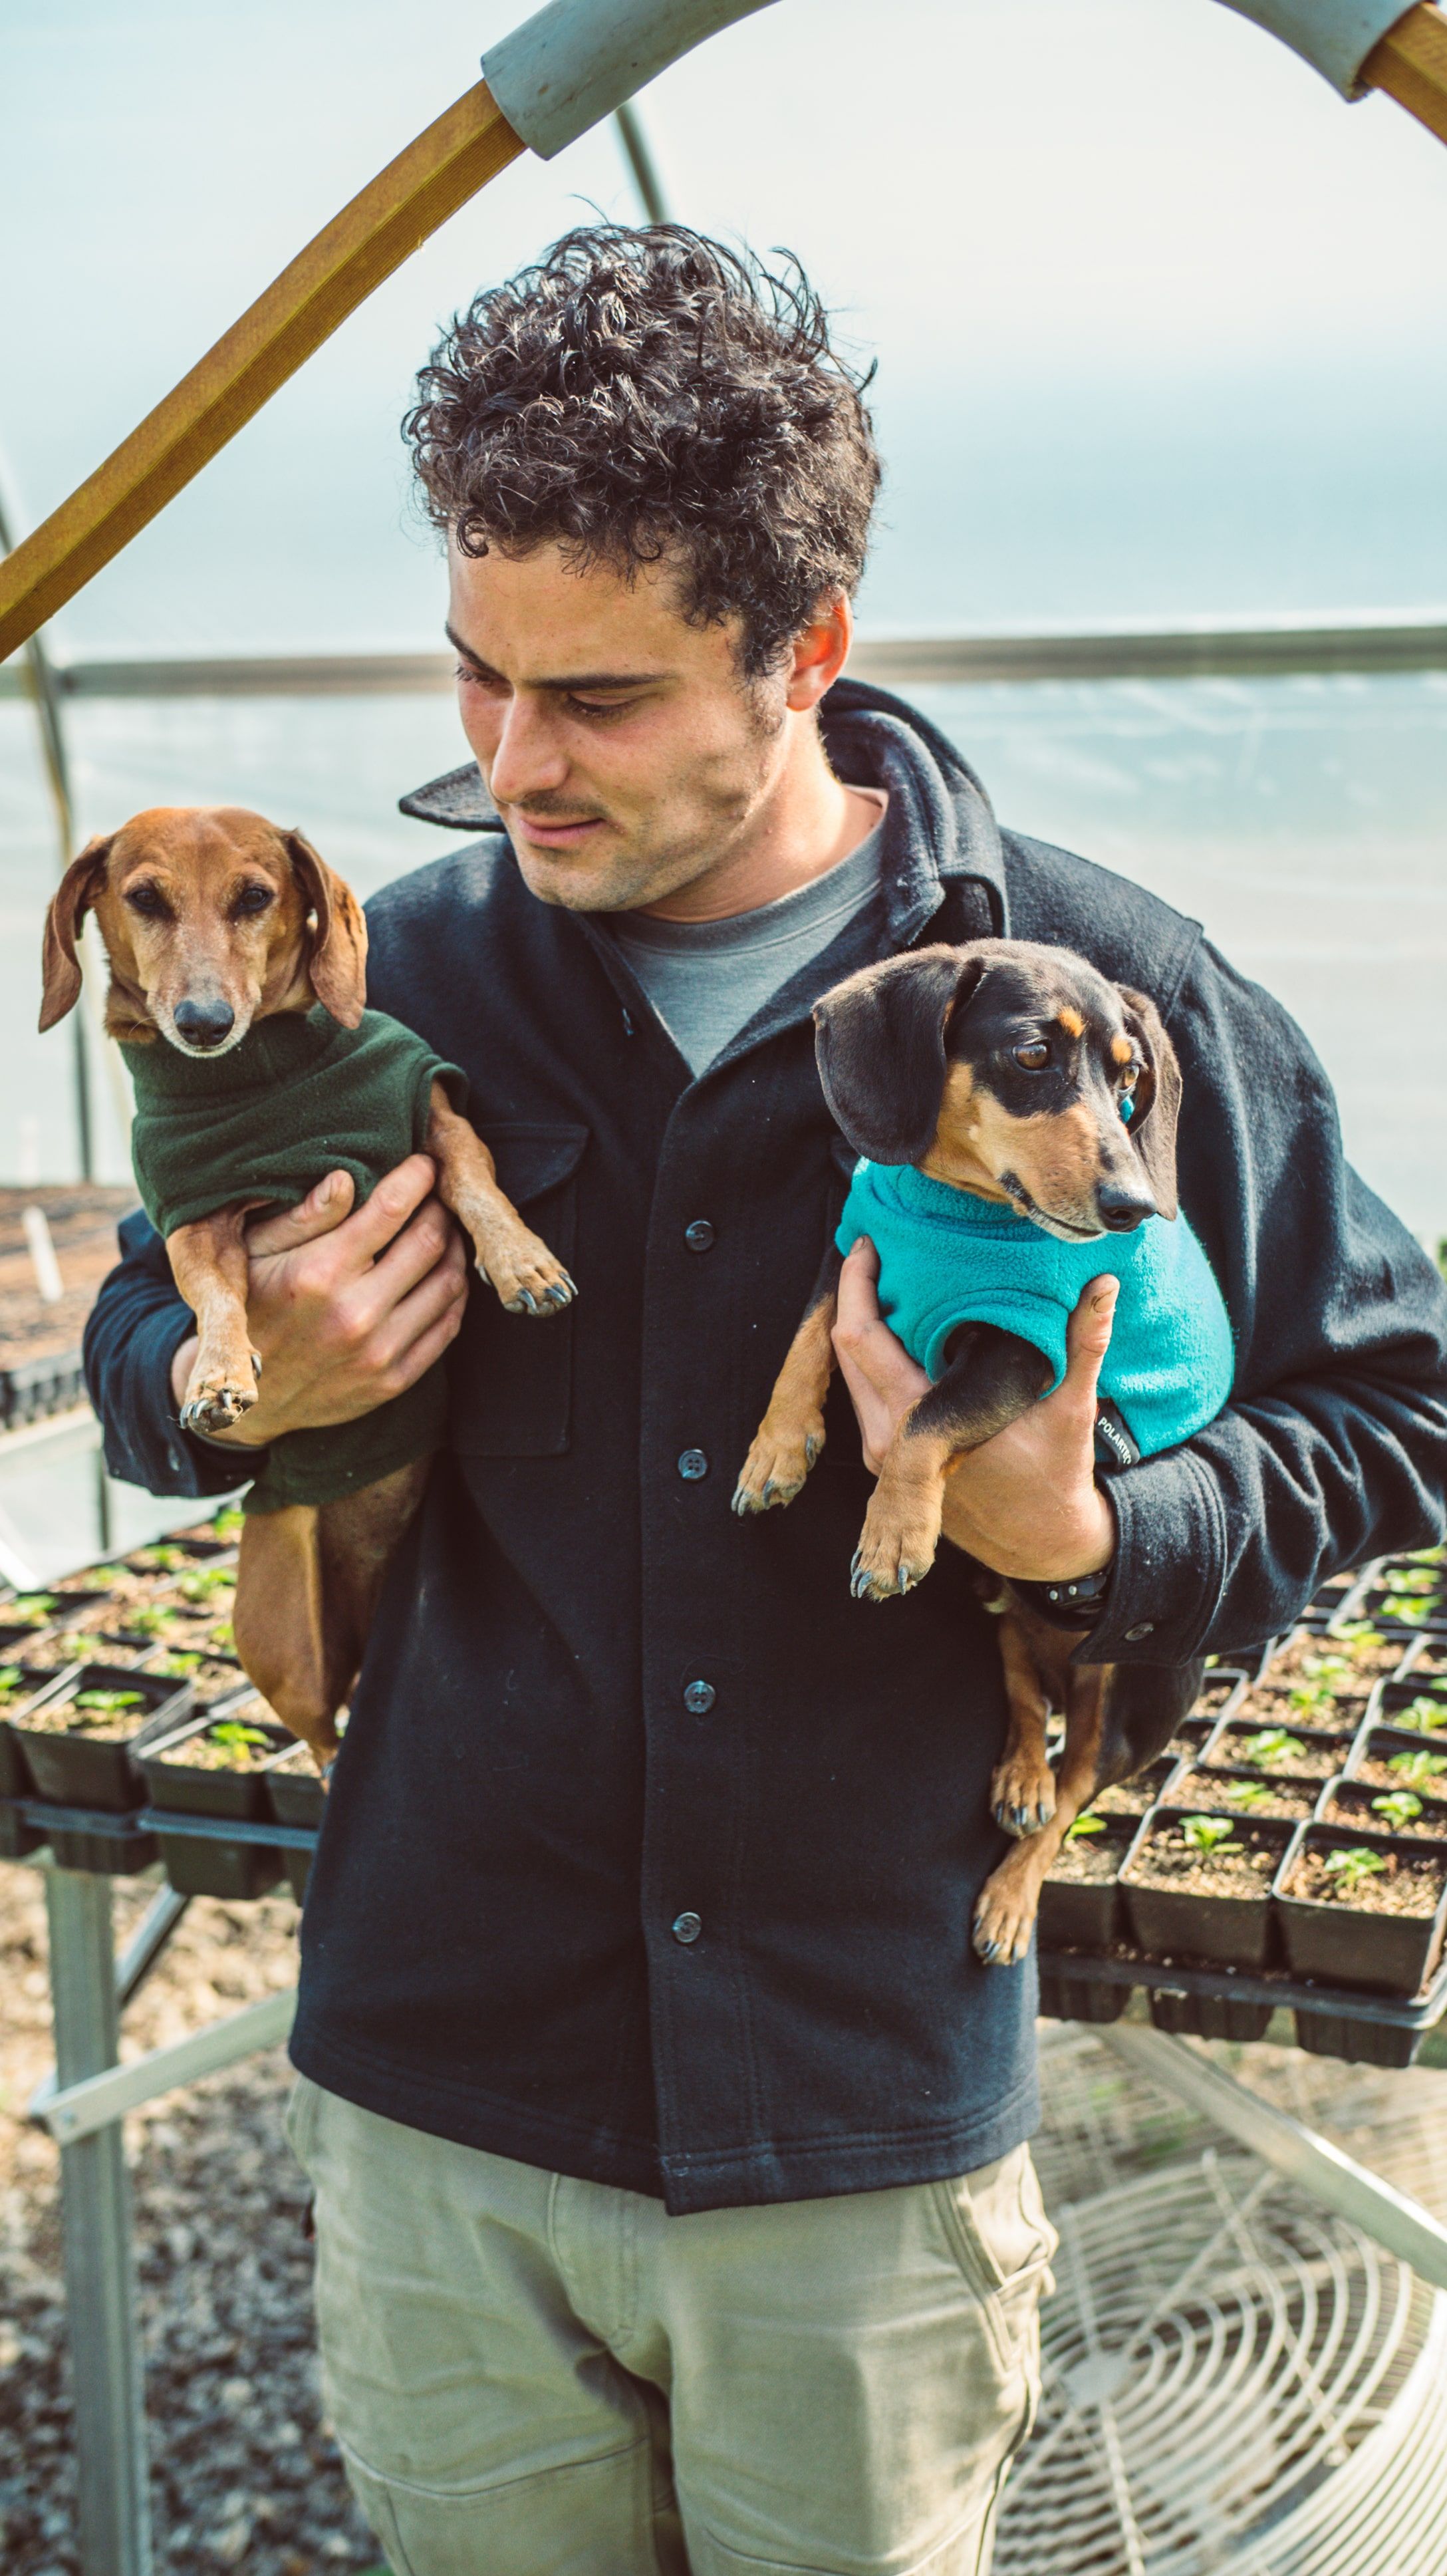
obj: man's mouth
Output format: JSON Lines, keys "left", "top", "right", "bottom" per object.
{"left": 506, "top": 808, "right": 607, "bottom": 851}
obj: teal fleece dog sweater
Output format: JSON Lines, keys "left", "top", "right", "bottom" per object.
{"left": 837, "top": 1160, "right": 1234, "bottom": 1458}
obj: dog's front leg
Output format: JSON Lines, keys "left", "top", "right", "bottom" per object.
{"left": 167, "top": 1205, "right": 263, "bottom": 1435}
{"left": 733, "top": 1244, "right": 843, "bottom": 1514}
{"left": 426, "top": 1083, "right": 575, "bottom": 1318}
{"left": 850, "top": 1325, "right": 1051, "bottom": 1600}
{"left": 973, "top": 1659, "right": 1108, "bottom": 1966}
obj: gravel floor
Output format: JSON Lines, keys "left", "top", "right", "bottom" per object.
{"left": 0, "top": 1863, "right": 378, "bottom": 2575}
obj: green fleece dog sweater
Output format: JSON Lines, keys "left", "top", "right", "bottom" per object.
{"left": 837, "top": 1159, "right": 1234, "bottom": 1458}
{"left": 124, "top": 1006, "right": 466, "bottom": 1513}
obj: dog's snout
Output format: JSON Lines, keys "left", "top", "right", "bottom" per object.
{"left": 1096, "top": 1179, "right": 1156, "bottom": 1232}
{"left": 173, "top": 996, "right": 235, "bottom": 1050}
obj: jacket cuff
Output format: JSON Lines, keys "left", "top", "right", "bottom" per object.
{"left": 102, "top": 1306, "right": 261, "bottom": 1502}
{"left": 1073, "top": 1446, "right": 1226, "bottom": 1663}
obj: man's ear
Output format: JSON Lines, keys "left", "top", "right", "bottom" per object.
{"left": 284, "top": 830, "right": 368, "bottom": 1028}
{"left": 1118, "top": 985, "right": 1181, "bottom": 1221}
{"left": 813, "top": 944, "right": 991, "bottom": 1163}
{"left": 40, "top": 835, "right": 114, "bottom": 1032}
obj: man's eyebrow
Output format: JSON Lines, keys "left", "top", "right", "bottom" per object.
{"left": 444, "top": 624, "right": 664, "bottom": 691}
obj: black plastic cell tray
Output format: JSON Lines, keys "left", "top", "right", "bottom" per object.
{"left": 1037, "top": 1943, "right": 1447, "bottom": 2037}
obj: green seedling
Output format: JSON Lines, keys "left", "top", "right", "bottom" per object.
{"left": 1323, "top": 1844, "right": 1388, "bottom": 1895}
{"left": 1240, "top": 1728, "right": 1303, "bottom": 1769}
{"left": 1371, "top": 1791, "right": 1424, "bottom": 1829}
{"left": 1381, "top": 1567, "right": 1440, "bottom": 1598}
{"left": 1224, "top": 1780, "right": 1276, "bottom": 1812}
{"left": 1388, "top": 1750, "right": 1447, "bottom": 1785}
{"left": 1401, "top": 1546, "right": 1446, "bottom": 1569}
{"left": 211, "top": 1509, "right": 244, "bottom": 1538}
{"left": 1065, "top": 1813, "right": 1107, "bottom": 1842}
{"left": 1395, "top": 1697, "right": 1447, "bottom": 1735}
{"left": 152, "top": 1651, "right": 203, "bottom": 1677}
{"left": 1180, "top": 1813, "right": 1244, "bottom": 1856}
{"left": 7, "top": 1595, "right": 56, "bottom": 1623}
{"left": 74, "top": 1689, "right": 144, "bottom": 1712}
{"left": 207, "top": 1622, "right": 235, "bottom": 1653}
{"left": 1333, "top": 1622, "right": 1386, "bottom": 1654}
{"left": 199, "top": 1720, "right": 272, "bottom": 1769}
{"left": 121, "top": 1606, "right": 177, "bottom": 1639}
{"left": 0, "top": 1665, "right": 25, "bottom": 1701}
{"left": 178, "top": 1567, "right": 234, "bottom": 1604}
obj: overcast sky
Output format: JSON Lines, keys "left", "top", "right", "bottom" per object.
{"left": 5, "top": 0, "right": 1447, "bottom": 648}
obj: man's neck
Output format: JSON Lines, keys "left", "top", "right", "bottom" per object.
{"left": 638, "top": 730, "right": 884, "bottom": 925}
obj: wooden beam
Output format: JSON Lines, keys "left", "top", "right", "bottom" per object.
{"left": 0, "top": 83, "right": 523, "bottom": 665}
{"left": 1361, "top": 2, "right": 1447, "bottom": 145}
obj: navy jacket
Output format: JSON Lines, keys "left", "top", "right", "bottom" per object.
{"left": 84, "top": 681, "right": 1447, "bottom": 2212}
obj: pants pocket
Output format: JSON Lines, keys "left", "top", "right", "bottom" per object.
{"left": 930, "top": 2146, "right": 1057, "bottom": 2376}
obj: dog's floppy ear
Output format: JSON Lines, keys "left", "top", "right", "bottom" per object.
{"left": 813, "top": 944, "right": 990, "bottom": 1163}
{"left": 1117, "top": 985, "right": 1181, "bottom": 1222}
{"left": 285, "top": 830, "right": 368, "bottom": 1028}
{"left": 40, "top": 835, "right": 114, "bottom": 1032}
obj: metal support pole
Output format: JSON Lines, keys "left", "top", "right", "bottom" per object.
{"left": 1102, "top": 2021, "right": 1447, "bottom": 2293}
{"left": 45, "top": 1868, "right": 153, "bottom": 2576}
{"left": 614, "top": 100, "right": 672, "bottom": 221}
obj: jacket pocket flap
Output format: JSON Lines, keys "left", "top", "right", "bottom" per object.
{"left": 478, "top": 1122, "right": 589, "bottom": 1206}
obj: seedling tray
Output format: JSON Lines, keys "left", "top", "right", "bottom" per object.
{"left": 9, "top": 1798, "right": 160, "bottom": 1876}
{"left": 140, "top": 1711, "right": 297, "bottom": 1900}
{"left": 0, "top": 1666, "right": 74, "bottom": 1795}
{"left": 9, "top": 1665, "right": 194, "bottom": 1812}
{"left": 1037, "top": 1941, "right": 1447, "bottom": 2066}
{"left": 1038, "top": 1818, "right": 1134, "bottom": 1949}
{"left": 1120, "top": 1806, "right": 1293, "bottom": 1970}
{"left": 1274, "top": 1820, "right": 1447, "bottom": 1997}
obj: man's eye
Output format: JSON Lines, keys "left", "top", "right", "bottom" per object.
{"left": 124, "top": 884, "right": 171, "bottom": 920}
{"left": 1013, "top": 1042, "right": 1050, "bottom": 1072}
{"left": 232, "top": 885, "right": 274, "bottom": 919}
{"left": 566, "top": 694, "right": 632, "bottom": 720}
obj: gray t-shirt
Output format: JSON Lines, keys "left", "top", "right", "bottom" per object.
{"left": 610, "top": 816, "right": 885, "bottom": 1077}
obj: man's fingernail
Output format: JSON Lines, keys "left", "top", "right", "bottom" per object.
{"left": 851, "top": 1237, "right": 866, "bottom": 1255}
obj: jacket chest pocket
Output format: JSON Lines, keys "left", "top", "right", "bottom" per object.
{"left": 448, "top": 1122, "right": 588, "bottom": 1458}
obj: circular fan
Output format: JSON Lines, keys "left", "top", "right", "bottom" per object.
{"left": 996, "top": 2153, "right": 1447, "bottom": 2575}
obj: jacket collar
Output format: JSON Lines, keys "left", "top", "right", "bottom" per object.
{"left": 396, "top": 676, "right": 1009, "bottom": 950}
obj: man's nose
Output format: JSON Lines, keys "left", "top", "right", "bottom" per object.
{"left": 174, "top": 996, "right": 235, "bottom": 1050}
{"left": 1096, "top": 1177, "right": 1156, "bottom": 1232}
{"left": 487, "top": 696, "right": 570, "bottom": 806}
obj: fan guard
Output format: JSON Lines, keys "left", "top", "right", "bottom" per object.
{"left": 997, "top": 2145, "right": 1447, "bottom": 2575}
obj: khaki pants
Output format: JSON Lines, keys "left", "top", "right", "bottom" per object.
{"left": 287, "top": 2076, "right": 1055, "bottom": 2576}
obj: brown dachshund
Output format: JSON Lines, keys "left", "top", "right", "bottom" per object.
{"left": 735, "top": 940, "right": 1211, "bottom": 1967}
{"left": 40, "top": 807, "right": 575, "bottom": 1763}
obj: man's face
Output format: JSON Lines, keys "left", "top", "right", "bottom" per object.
{"left": 446, "top": 537, "right": 791, "bottom": 913}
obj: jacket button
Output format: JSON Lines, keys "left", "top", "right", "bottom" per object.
{"left": 678, "top": 1448, "right": 708, "bottom": 1481}
{"left": 683, "top": 1679, "right": 716, "bottom": 1715}
{"left": 672, "top": 1911, "right": 702, "bottom": 1945}
{"left": 684, "top": 1220, "right": 716, "bottom": 1253}
{"left": 1124, "top": 1622, "right": 1155, "bottom": 1642}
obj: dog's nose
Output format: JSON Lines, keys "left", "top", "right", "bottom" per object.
{"left": 173, "top": 997, "right": 235, "bottom": 1050}
{"left": 1097, "top": 1180, "right": 1156, "bottom": 1232}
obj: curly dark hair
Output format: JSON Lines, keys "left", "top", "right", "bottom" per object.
{"left": 403, "top": 224, "right": 879, "bottom": 678}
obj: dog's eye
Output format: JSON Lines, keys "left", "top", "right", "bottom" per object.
{"left": 124, "top": 883, "right": 171, "bottom": 920}
{"left": 232, "top": 885, "right": 274, "bottom": 919}
{"left": 1013, "top": 1042, "right": 1050, "bottom": 1072}
{"left": 1119, "top": 1060, "right": 1143, "bottom": 1091}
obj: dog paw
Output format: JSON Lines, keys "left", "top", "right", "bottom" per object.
{"left": 180, "top": 1365, "right": 259, "bottom": 1437}
{"left": 732, "top": 1420, "right": 824, "bottom": 1516}
{"left": 972, "top": 1864, "right": 1040, "bottom": 1968}
{"left": 848, "top": 1495, "right": 940, "bottom": 1600}
{"left": 991, "top": 1753, "right": 1057, "bottom": 1839}
{"left": 484, "top": 1233, "right": 577, "bottom": 1317}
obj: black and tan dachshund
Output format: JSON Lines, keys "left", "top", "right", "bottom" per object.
{"left": 735, "top": 940, "right": 1214, "bottom": 1966}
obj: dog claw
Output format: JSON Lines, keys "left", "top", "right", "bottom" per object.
{"left": 543, "top": 1280, "right": 575, "bottom": 1308}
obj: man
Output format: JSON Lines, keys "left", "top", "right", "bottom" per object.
{"left": 87, "top": 225, "right": 1447, "bottom": 2576}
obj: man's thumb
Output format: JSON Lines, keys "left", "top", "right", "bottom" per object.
{"left": 1063, "top": 1274, "right": 1118, "bottom": 1399}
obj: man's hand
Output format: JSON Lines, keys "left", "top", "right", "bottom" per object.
{"left": 169, "top": 1157, "right": 469, "bottom": 1447}
{"left": 832, "top": 1236, "right": 1117, "bottom": 1584}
